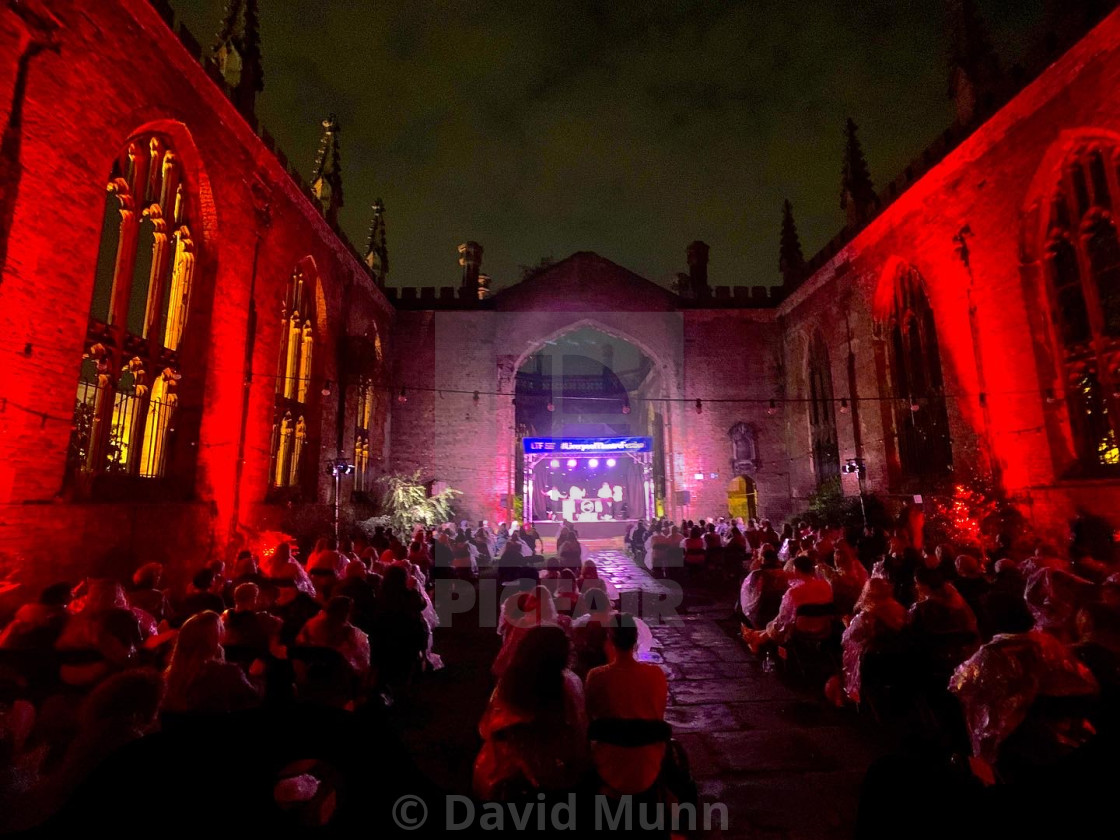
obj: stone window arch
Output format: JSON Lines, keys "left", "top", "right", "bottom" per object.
{"left": 1041, "top": 143, "right": 1120, "bottom": 469}
{"left": 68, "top": 132, "right": 197, "bottom": 484}
{"left": 270, "top": 263, "right": 321, "bottom": 491}
{"left": 878, "top": 264, "right": 953, "bottom": 479}
{"left": 807, "top": 332, "right": 840, "bottom": 485}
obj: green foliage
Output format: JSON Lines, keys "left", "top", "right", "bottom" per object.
{"left": 360, "top": 471, "right": 461, "bottom": 535}
{"left": 798, "top": 479, "right": 891, "bottom": 532}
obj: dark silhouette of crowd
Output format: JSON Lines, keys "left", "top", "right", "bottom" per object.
{"left": 637, "top": 508, "right": 1120, "bottom": 837}
{"left": 0, "top": 528, "right": 456, "bottom": 833}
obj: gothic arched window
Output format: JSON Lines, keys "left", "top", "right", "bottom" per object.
{"left": 1043, "top": 146, "right": 1120, "bottom": 470}
{"left": 68, "top": 133, "right": 197, "bottom": 483}
{"left": 270, "top": 266, "right": 319, "bottom": 490}
{"left": 353, "top": 377, "right": 375, "bottom": 493}
{"left": 807, "top": 333, "right": 840, "bottom": 485}
{"left": 883, "top": 267, "right": 953, "bottom": 479}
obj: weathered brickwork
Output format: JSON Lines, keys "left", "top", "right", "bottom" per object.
{"left": 0, "top": 0, "right": 392, "bottom": 613}
{"left": 2, "top": 1, "right": 1119, "bottom": 618}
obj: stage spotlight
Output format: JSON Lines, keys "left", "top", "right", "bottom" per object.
{"left": 606, "top": 458, "right": 616, "bottom": 467}
{"left": 588, "top": 458, "right": 599, "bottom": 468}
{"left": 566, "top": 459, "right": 577, "bottom": 468}
{"left": 550, "top": 459, "right": 560, "bottom": 469}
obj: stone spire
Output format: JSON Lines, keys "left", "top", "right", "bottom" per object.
{"left": 947, "top": 0, "right": 1001, "bottom": 126}
{"left": 839, "top": 117, "right": 876, "bottom": 227}
{"left": 211, "top": 0, "right": 263, "bottom": 118}
{"left": 684, "top": 241, "right": 710, "bottom": 299}
{"left": 779, "top": 199, "right": 805, "bottom": 285}
{"left": 458, "top": 241, "right": 483, "bottom": 298}
{"left": 311, "top": 115, "right": 343, "bottom": 226}
{"left": 364, "top": 199, "right": 389, "bottom": 284}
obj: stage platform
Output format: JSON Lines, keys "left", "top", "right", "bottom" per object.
{"left": 534, "top": 519, "right": 635, "bottom": 540}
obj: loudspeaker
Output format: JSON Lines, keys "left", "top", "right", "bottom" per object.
{"left": 675, "top": 490, "right": 691, "bottom": 506}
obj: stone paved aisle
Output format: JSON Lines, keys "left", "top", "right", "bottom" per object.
{"left": 590, "top": 548, "right": 896, "bottom": 840}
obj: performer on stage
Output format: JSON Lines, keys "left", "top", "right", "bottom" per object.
{"left": 569, "top": 485, "right": 586, "bottom": 500}
{"left": 611, "top": 483, "right": 624, "bottom": 518}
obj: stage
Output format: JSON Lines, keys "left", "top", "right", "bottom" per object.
{"left": 533, "top": 519, "right": 636, "bottom": 540}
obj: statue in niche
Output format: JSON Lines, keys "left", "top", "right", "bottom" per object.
{"left": 729, "top": 422, "right": 760, "bottom": 473}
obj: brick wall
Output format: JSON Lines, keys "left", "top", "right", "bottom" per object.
{"left": 0, "top": 0, "right": 393, "bottom": 613}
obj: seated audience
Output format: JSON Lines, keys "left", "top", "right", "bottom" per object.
{"left": 474, "top": 625, "right": 588, "bottom": 799}
{"left": 585, "top": 613, "right": 669, "bottom": 796}
{"left": 162, "top": 612, "right": 259, "bottom": 715}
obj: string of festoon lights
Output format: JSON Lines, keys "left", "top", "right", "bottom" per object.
{"left": 0, "top": 372, "right": 1090, "bottom": 431}
{"left": 6, "top": 314, "right": 1106, "bottom": 433}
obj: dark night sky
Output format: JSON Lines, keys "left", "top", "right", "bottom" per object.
{"left": 169, "top": 1, "right": 1043, "bottom": 291}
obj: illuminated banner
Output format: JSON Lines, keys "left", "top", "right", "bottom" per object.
{"left": 523, "top": 436, "right": 653, "bottom": 454}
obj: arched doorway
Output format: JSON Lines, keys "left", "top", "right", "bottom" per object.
{"left": 727, "top": 475, "right": 758, "bottom": 521}
{"left": 515, "top": 325, "right": 664, "bottom": 528}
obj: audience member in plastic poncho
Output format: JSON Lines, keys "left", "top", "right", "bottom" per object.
{"left": 474, "top": 625, "right": 588, "bottom": 800}
{"left": 220, "top": 582, "right": 282, "bottom": 657}
{"left": 1073, "top": 575, "right": 1120, "bottom": 704}
{"left": 162, "top": 611, "right": 259, "bottom": 716}
{"left": 0, "top": 582, "right": 72, "bottom": 650}
{"left": 306, "top": 537, "right": 347, "bottom": 598}
{"left": 739, "top": 546, "right": 789, "bottom": 630}
{"left": 908, "top": 566, "right": 979, "bottom": 674}
{"left": 493, "top": 586, "right": 561, "bottom": 677}
{"left": 261, "top": 542, "right": 316, "bottom": 597}
{"left": 1024, "top": 566, "right": 1097, "bottom": 643}
{"left": 840, "top": 578, "right": 908, "bottom": 704}
{"left": 296, "top": 595, "right": 372, "bottom": 683}
{"left": 950, "top": 630, "right": 1099, "bottom": 784}
{"left": 742, "top": 554, "right": 833, "bottom": 650}
{"left": 371, "top": 564, "right": 430, "bottom": 686}
{"left": 55, "top": 579, "right": 137, "bottom": 687}
{"left": 820, "top": 540, "right": 869, "bottom": 617}
{"left": 334, "top": 562, "right": 379, "bottom": 633}
{"left": 127, "top": 563, "right": 169, "bottom": 625}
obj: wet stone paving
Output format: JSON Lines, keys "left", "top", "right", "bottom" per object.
{"left": 589, "top": 548, "right": 895, "bottom": 840}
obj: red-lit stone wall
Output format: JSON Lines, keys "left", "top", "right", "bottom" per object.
{"left": 0, "top": 0, "right": 392, "bottom": 614}
{"left": 781, "top": 8, "right": 1120, "bottom": 534}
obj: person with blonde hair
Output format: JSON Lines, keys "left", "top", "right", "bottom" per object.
{"left": 163, "top": 611, "right": 258, "bottom": 715}
{"left": 840, "top": 578, "right": 908, "bottom": 703}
